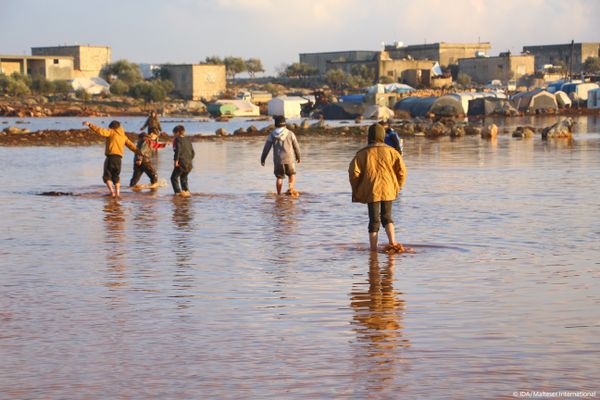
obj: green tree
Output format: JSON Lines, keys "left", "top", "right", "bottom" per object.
{"left": 204, "top": 56, "right": 224, "bottom": 65}
{"left": 325, "top": 68, "right": 347, "bottom": 91}
{"left": 456, "top": 72, "right": 471, "bottom": 86}
{"left": 110, "top": 80, "right": 129, "bottom": 96}
{"left": 285, "top": 62, "right": 318, "bottom": 79}
{"left": 350, "top": 65, "right": 375, "bottom": 83}
{"left": 583, "top": 56, "right": 600, "bottom": 73}
{"left": 31, "top": 76, "right": 55, "bottom": 95}
{"left": 245, "top": 58, "right": 264, "bottom": 78}
{"left": 0, "top": 73, "right": 31, "bottom": 96}
{"left": 101, "top": 60, "right": 143, "bottom": 85}
{"left": 129, "top": 80, "right": 169, "bottom": 102}
{"left": 53, "top": 80, "right": 71, "bottom": 94}
{"left": 379, "top": 75, "right": 395, "bottom": 84}
{"left": 223, "top": 56, "right": 246, "bottom": 81}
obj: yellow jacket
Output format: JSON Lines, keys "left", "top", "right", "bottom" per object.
{"left": 88, "top": 123, "right": 137, "bottom": 156}
{"left": 348, "top": 143, "right": 407, "bottom": 203}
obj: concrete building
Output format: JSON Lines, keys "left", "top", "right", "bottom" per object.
{"left": 458, "top": 53, "right": 535, "bottom": 84}
{"left": 162, "top": 64, "right": 226, "bottom": 100}
{"left": 31, "top": 45, "right": 111, "bottom": 78}
{"left": 385, "top": 42, "right": 492, "bottom": 66}
{"left": 327, "top": 51, "right": 438, "bottom": 86}
{"left": 299, "top": 50, "right": 378, "bottom": 76}
{"left": 523, "top": 42, "right": 600, "bottom": 74}
{"left": 0, "top": 55, "right": 74, "bottom": 80}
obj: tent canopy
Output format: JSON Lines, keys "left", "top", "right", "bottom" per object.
{"left": 71, "top": 77, "right": 110, "bottom": 95}
{"left": 394, "top": 96, "right": 437, "bottom": 117}
{"left": 512, "top": 89, "right": 557, "bottom": 112}
{"left": 362, "top": 105, "right": 395, "bottom": 120}
{"left": 267, "top": 96, "right": 309, "bottom": 118}
{"left": 468, "top": 97, "right": 516, "bottom": 116}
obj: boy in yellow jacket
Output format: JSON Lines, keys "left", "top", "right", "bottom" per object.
{"left": 83, "top": 120, "right": 141, "bottom": 198}
{"left": 349, "top": 123, "right": 407, "bottom": 252}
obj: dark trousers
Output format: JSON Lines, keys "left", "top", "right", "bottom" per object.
{"left": 171, "top": 166, "right": 190, "bottom": 193}
{"left": 130, "top": 161, "right": 158, "bottom": 186}
{"left": 367, "top": 201, "right": 394, "bottom": 232}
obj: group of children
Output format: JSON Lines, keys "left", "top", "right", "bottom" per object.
{"left": 82, "top": 120, "right": 195, "bottom": 198}
{"left": 84, "top": 113, "right": 407, "bottom": 252}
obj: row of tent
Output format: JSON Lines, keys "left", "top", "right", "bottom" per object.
{"left": 209, "top": 96, "right": 314, "bottom": 118}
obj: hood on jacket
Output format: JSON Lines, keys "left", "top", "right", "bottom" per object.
{"left": 272, "top": 127, "right": 289, "bottom": 141}
{"left": 368, "top": 123, "right": 385, "bottom": 144}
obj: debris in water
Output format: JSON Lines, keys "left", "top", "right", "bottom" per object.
{"left": 38, "top": 191, "right": 78, "bottom": 196}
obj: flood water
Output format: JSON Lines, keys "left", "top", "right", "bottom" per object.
{"left": 1, "top": 116, "right": 599, "bottom": 399}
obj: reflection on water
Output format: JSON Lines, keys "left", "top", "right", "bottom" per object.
{"left": 103, "top": 199, "right": 127, "bottom": 289}
{"left": 0, "top": 116, "right": 599, "bottom": 398}
{"left": 351, "top": 253, "right": 409, "bottom": 394}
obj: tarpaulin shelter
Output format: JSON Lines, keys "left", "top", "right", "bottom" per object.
{"left": 268, "top": 96, "right": 309, "bottom": 118}
{"left": 512, "top": 89, "right": 557, "bottom": 113}
{"left": 554, "top": 91, "right": 572, "bottom": 108}
{"left": 362, "top": 105, "right": 395, "bottom": 120}
{"left": 467, "top": 97, "right": 517, "bottom": 116}
{"left": 394, "top": 96, "right": 437, "bottom": 117}
{"left": 321, "top": 102, "right": 364, "bottom": 120}
{"left": 209, "top": 99, "right": 260, "bottom": 117}
{"left": 587, "top": 88, "right": 600, "bottom": 109}
{"left": 430, "top": 95, "right": 466, "bottom": 116}
{"left": 560, "top": 82, "right": 599, "bottom": 102}
{"left": 71, "top": 77, "right": 110, "bottom": 95}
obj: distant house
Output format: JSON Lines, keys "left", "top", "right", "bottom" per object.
{"left": 162, "top": 64, "right": 226, "bottom": 101}
{"left": 458, "top": 53, "right": 534, "bottom": 84}
{"left": 31, "top": 45, "right": 111, "bottom": 78}
{"left": 385, "top": 42, "right": 492, "bottom": 67}
{"left": 0, "top": 54, "right": 73, "bottom": 80}
{"left": 299, "top": 50, "right": 378, "bottom": 76}
{"left": 523, "top": 42, "right": 600, "bottom": 74}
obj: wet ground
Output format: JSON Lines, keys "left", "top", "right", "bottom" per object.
{"left": 1, "top": 116, "right": 599, "bottom": 398}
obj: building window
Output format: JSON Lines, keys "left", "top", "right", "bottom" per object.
{"left": 387, "top": 71, "right": 394, "bottom": 77}
{"left": 54, "top": 59, "right": 59, "bottom": 64}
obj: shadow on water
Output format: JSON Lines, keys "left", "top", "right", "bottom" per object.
{"left": 350, "top": 252, "right": 410, "bottom": 394}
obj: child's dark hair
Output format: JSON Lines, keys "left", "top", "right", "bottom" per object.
{"left": 172, "top": 125, "right": 185, "bottom": 135}
{"left": 109, "top": 120, "right": 121, "bottom": 129}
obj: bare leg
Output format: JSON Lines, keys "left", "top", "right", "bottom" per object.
{"left": 276, "top": 178, "right": 283, "bottom": 195}
{"left": 288, "top": 174, "right": 296, "bottom": 191}
{"left": 115, "top": 182, "right": 121, "bottom": 198}
{"left": 384, "top": 223, "right": 396, "bottom": 246}
{"left": 105, "top": 180, "right": 116, "bottom": 197}
{"left": 369, "top": 232, "right": 378, "bottom": 251}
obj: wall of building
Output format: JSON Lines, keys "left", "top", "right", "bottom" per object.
{"left": 45, "top": 58, "right": 74, "bottom": 80}
{"left": 32, "top": 45, "right": 111, "bottom": 77}
{"left": 459, "top": 55, "right": 534, "bottom": 83}
{"left": 523, "top": 43, "right": 600, "bottom": 73}
{"left": 300, "top": 51, "right": 378, "bottom": 75}
{"left": 164, "top": 64, "right": 226, "bottom": 100}
{"left": 0, "top": 59, "right": 23, "bottom": 75}
{"left": 386, "top": 42, "right": 492, "bottom": 66}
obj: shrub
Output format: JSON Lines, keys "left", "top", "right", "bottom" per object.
{"left": 110, "top": 80, "right": 129, "bottom": 96}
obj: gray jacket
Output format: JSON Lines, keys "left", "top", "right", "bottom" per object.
{"left": 260, "top": 127, "right": 301, "bottom": 165}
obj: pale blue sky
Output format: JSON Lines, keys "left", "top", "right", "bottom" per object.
{"left": 1, "top": 0, "right": 598, "bottom": 74}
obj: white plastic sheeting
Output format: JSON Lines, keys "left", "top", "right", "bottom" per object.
{"left": 70, "top": 77, "right": 110, "bottom": 95}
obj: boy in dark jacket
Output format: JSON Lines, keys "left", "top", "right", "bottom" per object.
{"left": 170, "top": 125, "right": 195, "bottom": 196}
{"left": 129, "top": 130, "right": 164, "bottom": 188}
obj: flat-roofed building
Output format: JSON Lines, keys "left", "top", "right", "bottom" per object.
{"left": 458, "top": 53, "right": 534, "bottom": 84}
{"left": 31, "top": 45, "right": 111, "bottom": 78}
{"left": 523, "top": 42, "right": 600, "bottom": 73}
{"left": 299, "top": 50, "right": 379, "bottom": 76}
{"left": 0, "top": 55, "right": 74, "bottom": 80}
{"left": 385, "top": 42, "right": 492, "bottom": 66}
{"left": 162, "top": 64, "right": 226, "bottom": 100}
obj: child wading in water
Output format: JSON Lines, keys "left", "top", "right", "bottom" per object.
{"left": 260, "top": 115, "right": 301, "bottom": 195}
{"left": 170, "top": 125, "right": 195, "bottom": 197}
{"left": 129, "top": 129, "right": 165, "bottom": 188}
{"left": 83, "top": 120, "right": 141, "bottom": 198}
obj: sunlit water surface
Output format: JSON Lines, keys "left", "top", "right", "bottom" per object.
{"left": 1, "top": 116, "right": 599, "bottom": 399}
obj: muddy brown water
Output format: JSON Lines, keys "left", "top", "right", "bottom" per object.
{"left": 1, "top": 116, "right": 599, "bottom": 398}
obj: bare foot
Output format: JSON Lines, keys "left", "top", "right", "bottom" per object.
{"left": 384, "top": 243, "right": 413, "bottom": 254}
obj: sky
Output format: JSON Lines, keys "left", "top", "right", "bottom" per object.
{"left": 1, "top": 0, "right": 599, "bottom": 75}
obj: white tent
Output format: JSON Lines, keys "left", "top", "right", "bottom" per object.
{"left": 215, "top": 99, "right": 260, "bottom": 117}
{"left": 362, "top": 105, "right": 395, "bottom": 120}
{"left": 554, "top": 91, "right": 572, "bottom": 108}
{"left": 267, "top": 96, "right": 309, "bottom": 118}
{"left": 71, "top": 77, "right": 110, "bottom": 95}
